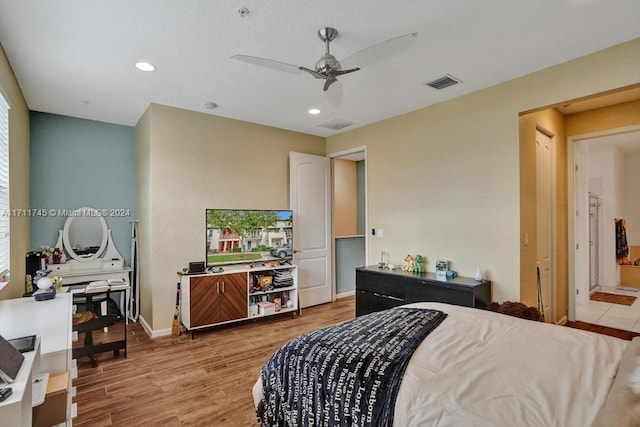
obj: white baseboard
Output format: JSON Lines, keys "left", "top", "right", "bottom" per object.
{"left": 138, "top": 315, "right": 172, "bottom": 339}
{"left": 336, "top": 290, "right": 355, "bottom": 299}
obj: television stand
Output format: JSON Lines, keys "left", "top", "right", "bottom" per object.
{"left": 180, "top": 264, "right": 299, "bottom": 337}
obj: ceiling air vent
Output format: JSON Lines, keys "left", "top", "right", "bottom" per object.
{"left": 318, "top": 119, "right": 354, "bottom": 131}
{"left": 424, "top": 74, "right": 462, "bottom": 90}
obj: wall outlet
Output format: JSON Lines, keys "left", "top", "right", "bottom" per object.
{"left": 376, "top": 229, "right": 384, "bottom": 238}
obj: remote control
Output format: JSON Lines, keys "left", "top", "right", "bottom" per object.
{"left": 0, "top": 387, "right": 12, "bottom": 402}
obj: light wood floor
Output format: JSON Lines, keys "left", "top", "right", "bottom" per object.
{"left": 73, "top": 296, "right": 356, "bottom": 426}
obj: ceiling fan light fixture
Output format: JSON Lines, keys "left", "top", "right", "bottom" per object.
{"left": 134, "top": 61, "right": 156, "bottom": 72}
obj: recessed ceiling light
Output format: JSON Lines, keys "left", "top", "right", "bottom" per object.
{"left": 204, "top": 102, "right": 218, "bottom": 110}
{"left": 308, "top": 108, "right": 321, "bottom": 115}
{"left": 134, "top": 61, "right": 156, "bottom": 72}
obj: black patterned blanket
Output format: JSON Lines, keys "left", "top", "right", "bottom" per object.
{"left": 256, "top": 307, "right": 447, "bottom": 427}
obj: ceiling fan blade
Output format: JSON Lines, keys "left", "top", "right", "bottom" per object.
{"left": 331, "top": 67, "right": 360, "bottom": 77}
{"left": 324, "top": 79, "right": 343, "bottom": 106}
{"left": 231, "top": 55, "right": 301, "bottom": 75}
{"left": 323, "top": 76, "right": 340, "bottom": 92}
{"left": 340, "top": 32, "right": 418, "bottom": 70}
{"left": 300, "top": 66, "right": 326, "bottom": 79}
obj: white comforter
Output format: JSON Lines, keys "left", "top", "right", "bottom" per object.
{"left": 253, "top": 302, "right": 631, "bottom": 427}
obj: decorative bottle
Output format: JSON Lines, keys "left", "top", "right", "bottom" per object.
{"left": 474, "top": 268, "right": 483, "bottom": 281}
{"left": 249, "top": 299, "right": 258, "bottom": 317}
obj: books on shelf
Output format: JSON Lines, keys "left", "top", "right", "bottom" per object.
{"left": 84, "top": 279, "right": 130, "bottom": 293}
{"left": 108, "top": 280, "right": 130, "bottom": 291}
{"left": 273, "top": 270, "right": 294, "bottom": 288}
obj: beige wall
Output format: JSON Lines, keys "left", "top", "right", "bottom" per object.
{"left": 0, "top": 44, "right": 30, "bottom": 300}
{"left": 134, "top": 107, "right": 153, "bottom": 321}
{"left": 327, "top": 37, "right": 640, "bottom": 304}
{"left": 333, "top": 159, "right": 357, "bottom": 237}
{"left": 566, "top": 100, "right": 640, "bottom": 136}
{"left": 135, "top": 104, "right": 324, "bottom": 332}
{"left": 623, "top": 152, "right": 640, "bottom": 245}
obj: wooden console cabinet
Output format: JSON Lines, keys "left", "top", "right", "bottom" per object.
{"left": 356, "top": 265, "right": 491, "bottom": 316}
{"left": 181, "top": 265, "right": 298, "bottom": 336}
{"left": 189, "top": 272, "right": 247, "bottom": 327}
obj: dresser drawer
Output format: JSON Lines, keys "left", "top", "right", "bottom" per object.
{"left": 406, "top": 280, "right": 473, "bottom": 306}
{"left": 356, "top": 269, "right": 405, "bottom": 299}
{"left": 48, "top": 263, "right": 72, "bottom": 273}
{"left": 356, "top": 290, "right": 405, "bottom": 316}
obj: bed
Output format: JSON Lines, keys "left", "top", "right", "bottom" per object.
{"left": 253, "top": 302, "right": 640, "bottom": 427}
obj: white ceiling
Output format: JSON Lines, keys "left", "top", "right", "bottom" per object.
{"left": 582, "top": 130, "right": 640, "bottom": 154}
{"left": 1, "top": 1, "right": 639, "bottom": 137}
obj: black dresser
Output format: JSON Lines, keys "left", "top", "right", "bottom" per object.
{"left": 356, "top": 265, "right": 492, "bottom": 316}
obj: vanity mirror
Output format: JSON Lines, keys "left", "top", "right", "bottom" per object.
{"left": 52, "top": 206, "right": 125, "bottom": 272}
{"left": 63, "top": 207, "right": 108, "bottom": 262}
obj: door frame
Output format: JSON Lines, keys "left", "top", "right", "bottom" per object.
{"left": 328, "top": 145, "right": 368, "bottom": 300}
{"left": 588, "top": 192, "right": 600, "bottom": 292}
{"left": 536, "top": 128, "right": 557, "bottom": 323}
{"left": 567, "top": 124, "right": 640, "bottom": 321}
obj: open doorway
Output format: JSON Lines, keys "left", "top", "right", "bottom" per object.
{"left": 571, "top": 127, "right": 640, "bottom": 330}
{"left": 520, "top": 85, "right": 640, "bottom": 327}
{"left": 329, "top": 146, "right": 367, "bottom": 299}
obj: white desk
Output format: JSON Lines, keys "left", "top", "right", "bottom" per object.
{"left": 0, "top": 338, "right": 40, "bottom": 427}
{"left": 0, "top": 293, "right": 74, "bottom": 426}
{"left": 0, "top": 293, "right": 72, "bottom": 374}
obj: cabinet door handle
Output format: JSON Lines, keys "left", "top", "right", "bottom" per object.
{"left": 221, "top": 282, "right": 225, "bottom": 293}
{"left": 216, "top": 282, "right": 220, "bottom": 293}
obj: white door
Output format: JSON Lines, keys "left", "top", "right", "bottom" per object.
{"left": 536, "top": 130, "right": 554, "bottom": 322}
{"left": 290, "top": 152, "right": 332, "bottom": 307}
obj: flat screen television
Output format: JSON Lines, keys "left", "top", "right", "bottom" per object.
{"left": 206, "top": 209, "right": 293, "bottom": 267}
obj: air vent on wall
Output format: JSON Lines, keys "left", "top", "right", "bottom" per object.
{"left": 318, "top": 119, "right": 354, "bottom": 131}
{"left": 424, "top": 74, "right": 462, "bottom": 90}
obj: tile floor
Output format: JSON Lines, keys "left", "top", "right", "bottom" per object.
{"left": 576, "top": 286, "right": 640, "bottom": 332}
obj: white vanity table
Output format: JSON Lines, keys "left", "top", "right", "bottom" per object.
{"left": 48, "top": 206, "right": 132, "bottom": 291}
{"left": 50, "top": 266, "right": 132, "bottom": 288}
{"left": 45, "top": 207, "right": 131, "bottom": 327}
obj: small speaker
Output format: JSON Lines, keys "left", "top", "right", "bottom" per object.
{"left": 188, "top": 262, "right": 205, "bottom": 274}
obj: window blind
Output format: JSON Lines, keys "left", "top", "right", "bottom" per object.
{"left": 0, "top": 93, "right": 9, "bottom": 276}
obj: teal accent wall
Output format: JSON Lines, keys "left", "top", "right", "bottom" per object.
{"left": 29, "top": 112, "right": 135, "bottom": 265}
{"left": 335, "top": 236, "right": 365, "bottom": 294}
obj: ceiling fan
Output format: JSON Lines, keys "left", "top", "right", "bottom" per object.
{"left": 232, "top": 27, "right": 418, "bottom": 92}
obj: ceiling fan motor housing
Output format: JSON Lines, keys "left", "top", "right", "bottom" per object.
{"left": 315, "top": 27, "right": 340, "bottom": 75}
{"left": 317, "top": 27, "right": 338, "bottom": 42}
{"left": 315, "top": 54, "right": 341, "bottom": 75}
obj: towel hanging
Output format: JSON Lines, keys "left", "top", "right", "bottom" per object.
{"left": 615, "top": 218, "right": 629, "bottom": 265}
